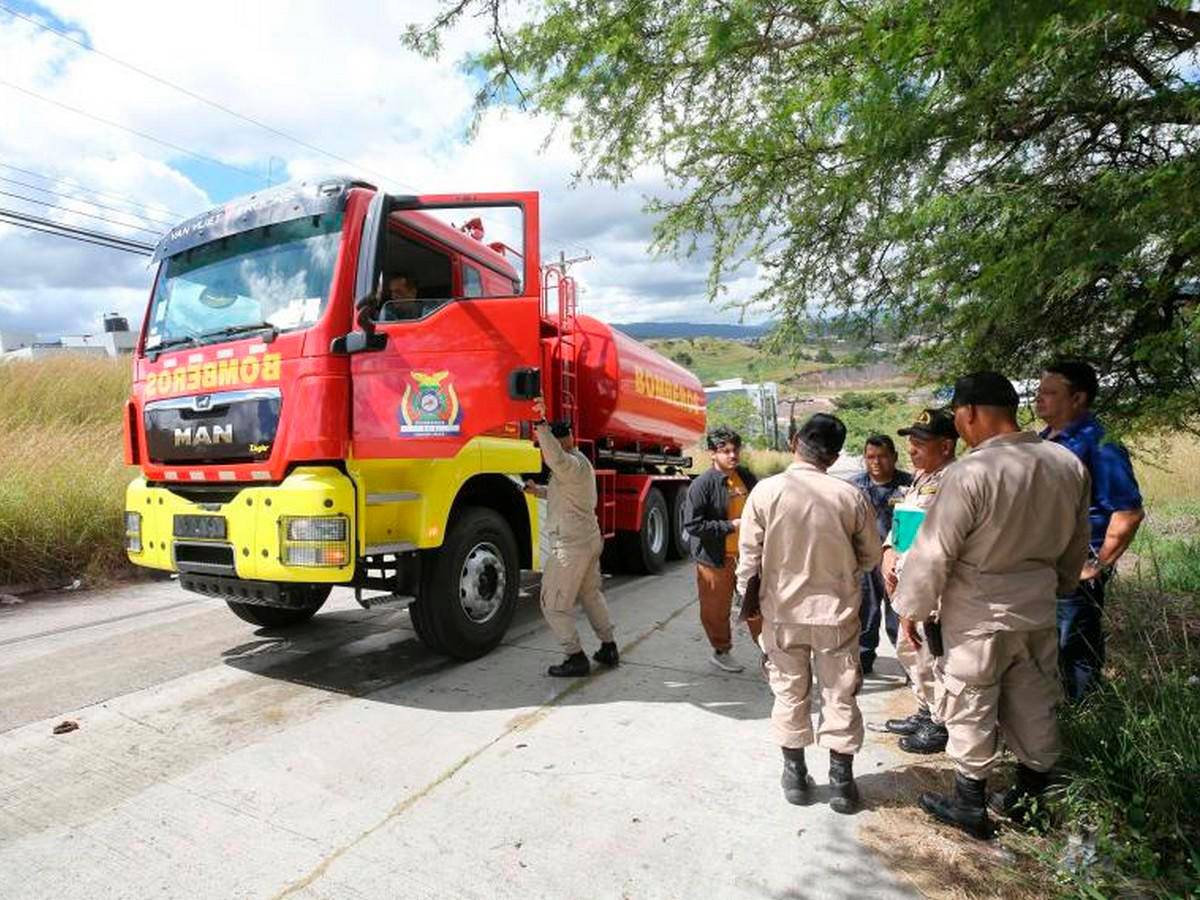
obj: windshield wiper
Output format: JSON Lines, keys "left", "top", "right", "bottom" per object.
{"left": 195, "top": 322, "right": 279, "bottom": 345}
{"left": 146, "top": 334, "right": 199, "bottom": 360}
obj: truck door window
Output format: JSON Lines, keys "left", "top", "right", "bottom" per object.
{"left": 463, "top": 264, "right": 483, "bottom": 298}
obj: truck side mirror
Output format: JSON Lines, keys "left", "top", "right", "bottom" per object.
{"left": 508, "top": 367, "right": 541, "bottom": 400}
{"left": 331, "top": 330, "right": 388, "bottom": 355}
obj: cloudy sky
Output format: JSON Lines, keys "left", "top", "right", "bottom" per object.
{"left": 0, "top": 0, "right": 766, "bottom": 338}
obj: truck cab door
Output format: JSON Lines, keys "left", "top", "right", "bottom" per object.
{"left": 347, "top": 191, "right": 543, "bottom": 461}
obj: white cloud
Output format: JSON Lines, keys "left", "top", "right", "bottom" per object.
{"left": 0, "top": 0, "right": 765, "bottom": 336}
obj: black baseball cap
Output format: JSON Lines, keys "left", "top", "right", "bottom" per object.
{"left": 796, "top": 413, "right": 847, "bottom": 457}
{"left": 898, "top": 407, "right": 959, "bottom": 441}
{"left": 951, "top": 371, "right": 1019, "bottom": 408}
{"left": 549, "top": 420, "right": 573, "bottom": 438}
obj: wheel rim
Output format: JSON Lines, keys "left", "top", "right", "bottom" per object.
{"left": 647, "top": 505, "right": 666, "bottom": 556}
{"left": 459, "top": 541, "right": 507, "bottom": 624}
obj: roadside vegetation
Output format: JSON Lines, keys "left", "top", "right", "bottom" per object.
{"left": 0, "top": 356, "right": 135, "bottom": 589}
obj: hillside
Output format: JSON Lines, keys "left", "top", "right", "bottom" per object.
{"left": 613, "top": 321, "right": 774, "bottom": 340}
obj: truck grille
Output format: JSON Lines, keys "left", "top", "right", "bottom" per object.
{"left": 144, "top": 388, "right": 281, "bottom": 464}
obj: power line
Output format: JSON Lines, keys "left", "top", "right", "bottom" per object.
{"left": 0, "top": 79, "right": 267, "bottom": 184}
{"left": 0, "top": 161, "right": 190, "bottom": 220}
{"left": 0, "top": 3, "right": 419, "bottom": 193}
{"left": 0, "top": 189, "right": 164, "bottom": 236}
{"left": 0, "top": 206, "right": 155, "bottom": 256}
{"left": 0, "top": 174, "right": 177, "bottom": 228}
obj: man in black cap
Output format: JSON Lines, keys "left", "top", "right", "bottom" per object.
{"left": 881, "top": 408, "right": 958, "bottom": 754}
{"left": 892, "top": 373, "right": 1090, "bottom": 838}
{"left": 737, "top": 414, "right": 882, "bottom": 814}
{"left": 525, "top": 397, "right": 619, "bottom": 677}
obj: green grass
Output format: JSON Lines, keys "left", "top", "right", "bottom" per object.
{"left": 0, "top": 356, "right": 136, "bottom": 588}
{"left": 996, "top": 504, "right": 1200, "bottom": 898}
{"left": 648, "top": 336, "right": 826, "bottom": 384}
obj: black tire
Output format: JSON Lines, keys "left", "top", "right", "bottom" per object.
{"left": 619, "top": 487, "right": 669, "bottom": 574}
{"left": 412, "top": 506, "right": 520, "bottom": 660}
{"left": 666, "top": 485, "right": 690, "bottom": 560}
{"left": 225, "top": 584, "right": 331, "bottom": 628}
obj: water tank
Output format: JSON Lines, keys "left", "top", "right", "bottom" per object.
{"left": 557, "top": 314, "right": 706, "bottom": 453}
{"left": 103, "top": 312, "right": 130, "bottom": 333}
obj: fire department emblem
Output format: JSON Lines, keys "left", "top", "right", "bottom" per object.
{"left": 398, "top": 370, "right": 463, "bottom": 436}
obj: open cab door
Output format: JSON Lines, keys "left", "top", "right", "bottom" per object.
{"left": 342, "top": 191, "right": 543, "bottom": 461}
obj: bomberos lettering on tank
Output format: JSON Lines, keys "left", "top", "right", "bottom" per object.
{"left": 143, "top": 352, "right": 282, "bottom": 399}
{"left": 632, "top": 366, "right": 703, "bottom": 410}
{"left": 398, "top": 370, "right": 464, "bottom": 437}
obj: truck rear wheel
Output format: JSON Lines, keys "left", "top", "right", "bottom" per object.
{"left": 620, "top": 487, "right": 669, "bottom": 574}
{"left": 225, "top": 584, "right": 331, "bottom": 628}
{"left": 412, "top": 506, "right": 519, "bottom": 660}
{"left": 666, "top": 487, "right": 690, "bottom": 560}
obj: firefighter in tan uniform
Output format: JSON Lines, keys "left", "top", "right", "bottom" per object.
{"left": 880, "top": 408, "right": 958, "bottom": 755}
{"left": 893, "top": 373, "right": 1090, "bottom": 839}
{"left": 737, "top": 414, "right": 882, "bottom": 814}
{"left": 526, "top": 397, "right": 618, "bottom": 677}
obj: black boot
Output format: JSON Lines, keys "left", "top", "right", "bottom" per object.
{"left": 989, "top": 764, "right": 1050, "bottom": 821}
{"left": 780, "top": 747, "right": 812, "bottom": 805}
{"left": 899, "top": 721, "right": 948, "bottom": 754}
{"left": 919, "top": 772, "right": 993, "bottom": 839}
{"left": 884, "top": 706, "right": 931, "bottom": 735}
{"left": 592, "top": 641, "right": 620, "bottom": 668}
{"left": 548, "top": 651, "right": 590, "bottom": 677}
{"left": 828, "top": 751, "right": 859, "bottom": 815}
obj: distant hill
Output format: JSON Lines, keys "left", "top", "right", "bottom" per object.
{"left": 612, "top": 321, "right": 775, "bottom": 340}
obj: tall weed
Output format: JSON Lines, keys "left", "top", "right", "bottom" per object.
{"left": 0, "top": 357, "right": 134, "bottom": 587}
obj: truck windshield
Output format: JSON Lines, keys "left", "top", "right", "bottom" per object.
{"left": 145, "top": 212, "right": 344, "bottom": 350}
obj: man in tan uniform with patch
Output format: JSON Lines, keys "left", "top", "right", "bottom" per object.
{"left": 737, "top": 414, "right": 882, "bottom": 814}
{"left": 893, "top": 373, "right": 1090, "bottom": 839}
{"left": 881, "top": 407, "right": 958, "bottom": 755}
{"left": 526, "top": 397, "right": 618, "bottom": 677}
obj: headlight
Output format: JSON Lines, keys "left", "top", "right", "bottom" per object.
{"left": 124, "top": 512, "right": 142, "bottom": 552}
{"left": 285, "top": 517, "right": 347, "bottom": 542}
{"left": 279, "top": 516, "right": 350, "bottom": 568}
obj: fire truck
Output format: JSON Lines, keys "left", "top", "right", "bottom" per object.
{"left": 122, "top": 177, "right": 706, "bottom": 659}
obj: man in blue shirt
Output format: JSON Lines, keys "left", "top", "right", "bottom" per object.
{"left": 846, "top": 435, "right": 913, "bottom": 674}
{"left": 1036, "top": 360, "right": 1145, "bottom": 700}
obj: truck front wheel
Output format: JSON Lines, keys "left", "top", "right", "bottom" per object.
{"left": 225, "top": 584, "right": 331, "bottom": 628}
{"left": 620, "top": 487, "right": 669, "bottom": 575}
{"left": 411, "top": 507, "right": 520, "bottom": 660}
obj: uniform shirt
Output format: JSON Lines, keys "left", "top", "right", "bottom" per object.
{"left": 736, "top": 461, "right": 883, "bottom": 626}
{"left": 1040, "top": 412, "right": 1143, "bottom": 550}
{"left": 724, "top": 471, "right": 749, "bottom": 557}
{"left": 887, "top": 463, "right": 951, "bottom": 579}
{"left": 535, "top": 423, "right": 601, "bottom": 547}
{"left": 846, "top": 470, "right": 913, "bottom": 542}
{"left": 893, "top": 432, "right": 1091, "bottom": 636}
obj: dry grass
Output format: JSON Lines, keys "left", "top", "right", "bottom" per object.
{"left": 0, "top": 356, "right": 135, "bottom": 588}
{"left": 1131, "top": 430, "right": 1200, "bottom": 509}
{"left": 859, "top": 764, "right": 1058, "bottom": 900}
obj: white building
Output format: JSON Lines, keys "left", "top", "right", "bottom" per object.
{"left": 1, "top": 313, "right": 134, "bottom": 361}
{"left": 703, "top": 377, "right": 782, "bottom": 447}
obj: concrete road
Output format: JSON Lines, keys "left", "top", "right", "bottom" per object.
{"left": 0, "top": 565, "right": 924, "bottom": 899}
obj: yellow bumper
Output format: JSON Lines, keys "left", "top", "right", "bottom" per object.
{"left": 124, "top": 466, "right": 356, "bottom": 583}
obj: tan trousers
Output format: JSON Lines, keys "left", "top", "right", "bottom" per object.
{"left": 935, "top": 627, "right": 1060, "bottom": 779}
{"left": 896, "top": 623, "right": 941, "bottom": 723}
{"left": 762, "top": 620, "right": 864, "bottom": 755}
{"left": 696, "top": 558, "right": 762, "bottom": 650}
{"left": 540, "top": 535, "right": 614, "bottom": 654}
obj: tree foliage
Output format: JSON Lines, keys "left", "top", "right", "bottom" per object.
{"left": 406, "top": 1, "right": 1200, "bottom": 433}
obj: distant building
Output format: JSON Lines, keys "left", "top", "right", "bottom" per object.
{"left": 1, "top": 312, "right": 134, "bottom": 361}
{"left": 704, "top": 377, "right": 781, "bottom": 447}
